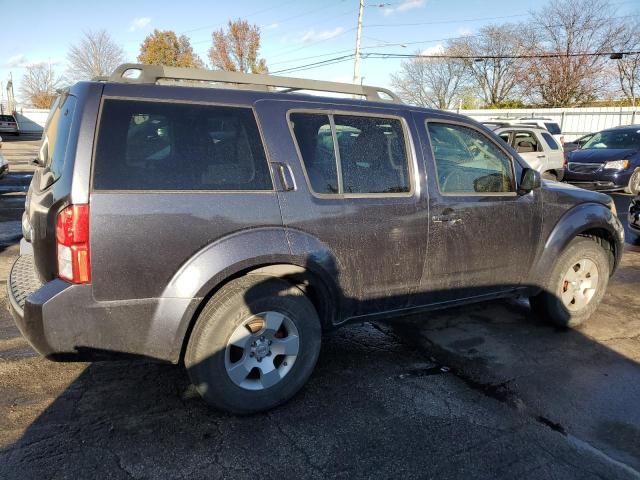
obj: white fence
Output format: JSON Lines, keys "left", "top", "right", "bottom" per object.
{"left": 455, "top": 106, "right": 640, "bottom": 142}
{"left": 15, "top": 108, "right": 49, "bottom": 134}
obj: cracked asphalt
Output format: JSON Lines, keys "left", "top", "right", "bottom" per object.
{"left": 0, "top": 136, "right": 639, "bottom": 479}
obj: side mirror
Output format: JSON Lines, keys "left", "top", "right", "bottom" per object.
{"left": 517, "top": 168, "right": 541, "bottom": 195}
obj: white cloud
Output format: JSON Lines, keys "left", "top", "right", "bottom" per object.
{"left": 420, "top": 44, "right": 444, "bottom": 56}
{"left": 129, "top": 17, "right": 151, "bottom": 32}
{"left": 383, "top": 0, "right": 425, "bottom": 16}
{"left": 264, "top": 23, "right": 279, "bottom": 31}
{"left": 301, "top": 27, "right": 345, "bottom": 43}
{"left": 5, "top": 54, "right": 27, "bottom": 68}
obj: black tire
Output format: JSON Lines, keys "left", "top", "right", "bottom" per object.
{"left": 624, "top": 169, "right": 640, "bottom": 195}
{"left": 185, "top": 275, "right": 321, "bottom": 414}
{"left": 529, "top": 237, "right": 610, "bottom": 328}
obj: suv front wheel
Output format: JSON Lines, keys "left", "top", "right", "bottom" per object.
{"left": 185, "top": 275, "right": 322, "bottom": 414}
{"left": 530, "top": 237, "right": 610, "bottom": 327}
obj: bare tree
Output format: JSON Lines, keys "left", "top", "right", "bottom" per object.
{"left": 611, "top": 22, "right": 640, "bottom": 107}
{"left": 20, "top": 64, "right": 63, "bottom": 108}
{"left": 391, "top": 51, "right": 468, "bottom": 109}
{"left": 523, "top": 0, "right": 623, "bottom": 106}
{"left": 67, "top": 30, "right": 126, "bottom": 81}
{"left": 209, "top": 19, "right": 267, "bottom": 73}
{"left": 449, "top": 25, "right": 528, "bottom": 107}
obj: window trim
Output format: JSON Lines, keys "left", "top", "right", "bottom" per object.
{"left": 286, "top": 108, "right": 416, "bottom": 199}
{"left": 425, "top": 119, "right": 519, "bottom": 198}
{"left": 91, "top": 96, "right": 276, "bottom": 194}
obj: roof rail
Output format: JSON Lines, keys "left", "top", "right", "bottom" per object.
{"left": 107, "top": 63, "right": 402, "bottom": 104}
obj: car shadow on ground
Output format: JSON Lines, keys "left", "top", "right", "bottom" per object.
{"left": 0, "top": 194, "right": 639, "bottom": 479}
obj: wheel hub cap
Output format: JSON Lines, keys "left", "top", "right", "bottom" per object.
{"left": 560, "top": 258, "right": 599, "bottom": 312}
{"left": 224, "top": 312, "right": 300, "bottom": 391}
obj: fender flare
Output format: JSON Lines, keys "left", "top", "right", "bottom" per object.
{"left": 151, "top": 227, "right": 342, "bottom": 362}
{"left": 529, "top": 202, "right": 624, "bottom": 289}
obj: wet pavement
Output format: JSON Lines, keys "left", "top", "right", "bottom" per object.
{"left": 0, "top": 137, "right": 639, "bottom": 479}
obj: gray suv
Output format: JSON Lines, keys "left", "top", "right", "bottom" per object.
{"left": 8, "top": 64, "right": 625, "bottom": 413}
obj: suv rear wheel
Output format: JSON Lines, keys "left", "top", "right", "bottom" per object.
{"left": 185, "top": 275, "right": 321, "bottom": 414}
{"left": 530, "top": 237, "right": 610, "bottom": 327}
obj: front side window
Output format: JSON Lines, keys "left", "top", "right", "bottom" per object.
{"left": 289, "top": 112, "right": 411, "bottom": 195}
{"left": 427, "top": 122, "right": 515, "bottom": 194}
{"left": 93, "top": 99, "right": 272, "bottom": 191}
{"left": 513, "top": 131, "right": 540, "bottom": 153}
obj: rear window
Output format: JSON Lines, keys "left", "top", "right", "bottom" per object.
{"left": 541, "top": 132, "right": 560, "bottom": 150}
{"left": 93, "top": 99, "right": 272, "bottom": 191}
{"left": 544, "top": 122, "right": 561, "bottom": 135}
{"left": 42, "top": 94, "right": 77, "bottom": 180}
{"left": 0, "top": 115, "right": 16, "bottom": 122}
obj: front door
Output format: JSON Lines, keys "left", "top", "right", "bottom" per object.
{"left": 413, "top": 115, "right": 542, "bottom": 305}
{"left": 255, "top": 100, "right": 428, "bottom": 318}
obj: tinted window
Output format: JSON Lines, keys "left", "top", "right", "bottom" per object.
{"left": 427, "top": 122, "right": 515, "bottom": 194}
{"left": 334, "top": 115, "right": 410, "bottom": 194}
{"left": 93, "top": 100, "right": 272, "bottom": 191}
{"left": 290, "top": 113, "right": 411, "bottom": 195}
{"left": 41, "top": 94, "right": 77, "bottom": 181}
{"left": 544, "top": 122, "right": 561, "bottom": 135}
{"left": 289, "top": 113, "right": 338, "bottom": 194}
{"left": 582, "top": 129, "right": 640, "bottom": 150}
{"left": 0, "top": 115, "right": 16, "bottom": 122}
{"left": 513, "top": 131, "right": 539, "bottom": 153}
{"left": 541, "top": 132, "right": 559, "bottom": 150}
{"left": 498, "top": 132, "right": 511, "bottom": 144}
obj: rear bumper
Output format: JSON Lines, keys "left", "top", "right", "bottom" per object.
{"left": 7, "top": 253, "right": 197, "bottom": 362}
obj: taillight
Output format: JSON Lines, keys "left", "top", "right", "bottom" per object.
{"left": 56, "top": 204, "right": 91, "bottom": 283}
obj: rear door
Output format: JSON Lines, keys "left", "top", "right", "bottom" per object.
{"left": 413, "top": 114, "right": 542, "bottom": 304}
{"left": 254, "top": 99, "right": 428, "bottom": 318}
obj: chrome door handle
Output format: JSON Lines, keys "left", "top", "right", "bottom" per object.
{"left": 537, "top": 155, "right": 546, "bottom": 158}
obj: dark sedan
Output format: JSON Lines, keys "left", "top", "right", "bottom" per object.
{"left": 564, "top": 126, "right": 640, "bottom": 195}
{"left": 630, "top": 196, "right": 640, "bottom": 235}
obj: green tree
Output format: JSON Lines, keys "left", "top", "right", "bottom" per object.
{"left": 208, "top": 19, "right": 267, "bottom": 73}
{"left": 138, "top": 30, "right": 204, "bottom": 68}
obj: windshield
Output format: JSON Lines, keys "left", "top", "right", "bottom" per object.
{"left": 582, "top": 129, "right": 640, "bottom": 150}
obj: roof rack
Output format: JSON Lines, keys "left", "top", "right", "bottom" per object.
{"left": 107, "top": 63, "right": 402, "bottom": 104}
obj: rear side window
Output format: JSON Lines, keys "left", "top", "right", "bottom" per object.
{"left": 541, "top": 132, "right": 559, "bottom": 150}
{"left": 289, "top": 112, "right": 411, "bottom": 195}
{"left": 93, "top": 99, "right": 272, "bottom": 191}
{"left": 513, "top": 131, "right": 540, "bottom": 153}
{"left": 42, "top": 94, "right": 77, "bottom": 181}
{"left": 544, "top": 122, "right": 561, "bottom": 135}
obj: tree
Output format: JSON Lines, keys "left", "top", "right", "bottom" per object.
{"left": 138, "top": 30, "right": 204, "bottom": 68}
{"left": 391, "top": 51, "right": 468, "bottom": 109}
{"left": 449, "top": 25, "right": 528, "bottom": 107}
{"left": 67, "top": 30, "right": 126, "bottom": 81}
{"left": 20, "top": 64, "right": 63, "bottom": 108}
{"left": 612, "top": 22, "right": 640, "bottom": 107}
{"left": 522, "top": 0, "right": 623, "bottom": 106}
{"left": 208, "top": 19, "right": 267, "bottom": 73}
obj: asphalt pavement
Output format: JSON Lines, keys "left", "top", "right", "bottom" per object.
{"left": 0, "top": 135, "right": 639, "bottom": 479}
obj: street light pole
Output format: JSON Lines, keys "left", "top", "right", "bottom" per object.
{"left": 352, "top": 0, "right": 364, "bottom": 85}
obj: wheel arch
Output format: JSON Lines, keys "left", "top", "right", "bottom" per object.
{"left": 530, "top": 202, "right": 624, "bottom": 288}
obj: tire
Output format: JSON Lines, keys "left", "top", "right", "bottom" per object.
{"left": 185, "top": 275, "right": 321, "bottom": 414}
{"left": 624, "top": 169, "right": 640, "bottom": 195}
{"left": 529, "top": 237, "right": 610, "bottom": 328}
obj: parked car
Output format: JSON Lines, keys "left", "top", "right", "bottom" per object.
{"left": 563, "top": 133, "right": 594, "bottom": 154}
{"left": 0, "top": 114, "right": 19, "bottom": 135}
{"left": 629, "top": 196, "right": 640, "bottom": 236}
{"left": 8, "top": 64, "right": 625, "bottom": 414}
{"left": 0, "top": 135, "right": 8, "bottom": 177}
{"left": 516, "top": 117, "right": 564, "bottom": 146}
{"left": 564, "top": 126, "right": 640, "bottom": 195}
{"left": 494, "top": 126, "right": 564, "bottom": 180}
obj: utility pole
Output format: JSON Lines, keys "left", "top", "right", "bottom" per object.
{"left": 352, "top": 0, "right": 364, "bottom": 85}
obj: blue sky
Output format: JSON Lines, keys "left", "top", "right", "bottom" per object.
{"left": 1, "top": 0, "right": 637, "bottom": 102}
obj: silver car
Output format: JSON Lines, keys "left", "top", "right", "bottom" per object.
{"left": 0, "top": 114, "right": 19, "bottom": 135}
{"left": 0, "top": 135, "right": 8, "bottom": 177}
